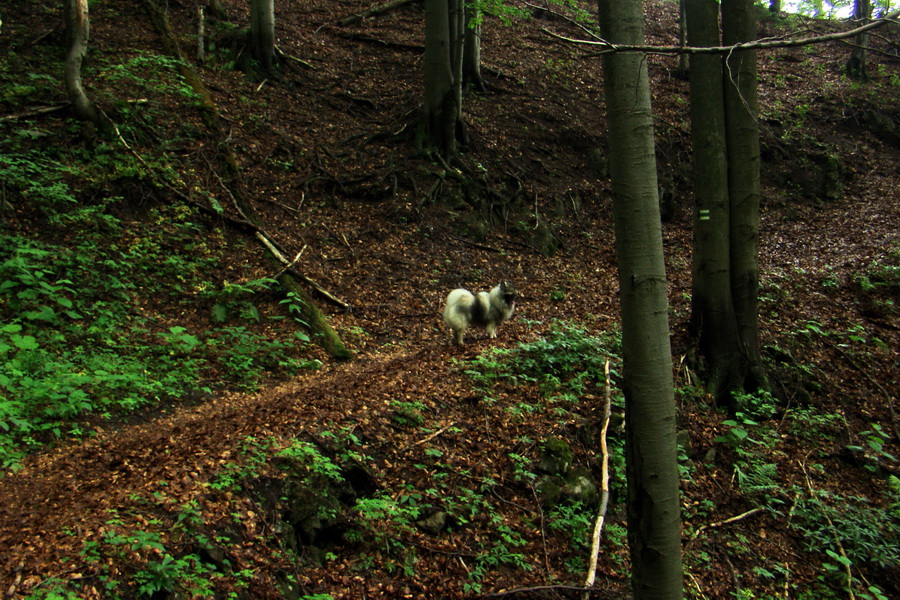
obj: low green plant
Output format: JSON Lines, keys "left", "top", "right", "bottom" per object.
{"left": 463, "top": 320, "right": 620, "bottom": 404}
{"left": 0, "top": 211, "right": 318, "bottom": 468}
{"left": 210, "top": 278, "right": 276, "bottom": 323}
{"left": 78, "top": 516, "right": 226, "bottom": 598}
{"left": 547, "top": 501, "right": 593, "bottom": 551}
{"left": 277, "top": 438, "right": 345, "bottom": 483}
{"left": 847, "top": 423, "right": 896, "bottom": 471}
{"left": 785, "top": 406, "right": 845, "bottom": 442}
{"left": 350, "top": 493, "right": 420, "bottom": 575}
{"left": 208, "top": 435, "right": 274, "bottom": 491}
{"left": 789, "top": 487, "right": 900, "bottom": 599}
{"left": 465, "top": 522, "right": 532, "bottom": 594}
{"left": 99, "top": 50, "right": 200, "bottom": 104}
{"left": 389, "top": 399, "right": 427, "bottom": 427}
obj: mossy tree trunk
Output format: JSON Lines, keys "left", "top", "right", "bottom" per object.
{"left": 597, "top": 0, "right": 683, "bottom": 597}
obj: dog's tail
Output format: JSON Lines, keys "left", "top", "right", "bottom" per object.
{"left": 443, "top": 289, "right": 474, "bottom": 345}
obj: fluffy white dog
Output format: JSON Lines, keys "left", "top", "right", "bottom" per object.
{"left": 442, "top": 282, "right": 519, "bottom": 345}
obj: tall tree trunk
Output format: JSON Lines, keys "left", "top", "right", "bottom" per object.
{"left": 687, "top": 0, "right": 745, "bottom": 400}
{"left": 846, "top": 0, "right": 870, "bottom": 81}
{"left": 597, "top": 1, "right": 683, "bottom": 598}
{"left": 463, "top": 7, "right": 486, "bottom": 92}
{"left": 722, "top": 0, "right": 766, "bottom": 392}
{"left": 249, "top": 0, "right": 276, "bottom": 75}
{"left": 64, "top": 0, "right": 100, "bottom": 125}
{"left": 419, "top": 0, "right": 464, "bottom": 157}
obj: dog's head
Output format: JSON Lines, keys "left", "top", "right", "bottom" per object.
{"left": 499, "top": 281, "right": 519, "bottom": 304}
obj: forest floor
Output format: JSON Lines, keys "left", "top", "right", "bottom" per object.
{"left": 0, "top": 0, "right": 899, "bottom": 599}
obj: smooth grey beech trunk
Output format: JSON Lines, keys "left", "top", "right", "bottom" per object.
{"left": 64, "top": 0, "right": 100, "bottom": 125}
{"left": 597, "top": 0, "right": 683, "bottom": 598}
{"left": 687, "top": 0, "right": 745, "bottom": 400}
{"left": 722, "top": 0, "right": 767, "bottom": 392}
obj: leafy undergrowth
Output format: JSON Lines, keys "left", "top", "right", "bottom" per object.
{"left": 0, "top": 146, "right": 321, "bottom": 468}
{"left": 1, "top": 0, "right": 899, "bottom": 599}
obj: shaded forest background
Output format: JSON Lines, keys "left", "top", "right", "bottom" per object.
{"left": 0, "top": 0, "right": 899, "bottom": 598}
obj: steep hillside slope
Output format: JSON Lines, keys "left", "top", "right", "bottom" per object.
{"left": 0, "top": 1, "right": 898, "bottom": 598}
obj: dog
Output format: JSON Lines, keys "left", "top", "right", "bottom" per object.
{"left": 442, "top": 281, "right": 519, "bottom": 345}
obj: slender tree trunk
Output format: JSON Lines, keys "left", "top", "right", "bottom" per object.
{"left": 721, "top": 0, "right": 766, "bottom": 392}
{"left": 449, "top": 0, "right": 465, "bottom": 143}
{"left": 64, "top": 0, "right": 100, "bottom": 125}
{"left": 249, "top": 0, "right": 276, "bottom": 74}
{"left": 676, "top": 0, "right": 689, "bottom": 78}
{"left": 597, "top": 0, "right": 683, "bottom": 597}
{"left": 419, "top": 0, "right": 463, "bottom": 157}
{"left": 463, "top": 7, "right": 486, "bottom": 92}
{"left": 846, "top": 0, "right": 870, "bottom": 81}
{"left": 687, "top": 0, "right": 745, "bottom": 400}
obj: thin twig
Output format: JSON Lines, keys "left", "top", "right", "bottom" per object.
{"left": 408, "top": 422, "right": 456, "bottom": 448}
{"left": 479, "top": 584, "right": 600, "bottom": 599}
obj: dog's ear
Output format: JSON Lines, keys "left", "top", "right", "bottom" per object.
{"left": 501, "top": 281, "right": 519, "bottom": 298}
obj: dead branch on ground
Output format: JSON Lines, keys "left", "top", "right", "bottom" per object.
{"left": 338, "top": 0, "right": 421, "bottom": 27}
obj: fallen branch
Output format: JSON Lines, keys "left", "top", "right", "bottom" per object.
{"left": 689, "top": 507, "right": 765, "bottom": 541}
{"left": 334, "top": 31, "right": 423, "bottom": 52}
{"left": 404, "top": 422, "right": 457, "bottom": 449}
{"left": 479, "top": 584, "right": 600, "bottom": 598}
{"left": 583, "top": 359, "right": 612, "bottom": 600}
{"left": 275, "top": 44, "right": 318, "bottom": 70}
{"left": 256, "top": 234, "right": 351, "bottom": 311}
{"left": 543, "top": 9, "right": 900, "bottom": 55}
{"left": 0, "top": 104, "right": 69, "bottom": 122}
{"left": 338, "top": 0, "right": 421, "bottom": 26}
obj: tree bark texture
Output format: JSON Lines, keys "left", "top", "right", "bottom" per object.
{"left": 463, "top": 9, "right": 486, "bottom": 92}
{"left": 686, "top": 0, "right": 745, "bottom": 400}
{"left": 846, "top": 0, "right": 871, "bottom": 81}
{"left": 597, "top": 1, "right": 683, "bottom": 598}
{"left": 419, "top": 0, "right": 463, "bottom": 157}
{"left": 249, "top": 0, "right": 276, "bottom": 74}
{"left": 64, "top": 0, "right": 100, "bottom": 125}
{"left": 721, "top": 0, "right": 766, "bottom": 390}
